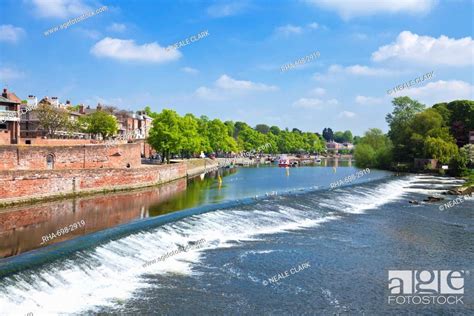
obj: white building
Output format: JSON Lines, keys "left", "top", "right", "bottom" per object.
{"left": 27, "top": 95, "right": 37, "bottom": 108}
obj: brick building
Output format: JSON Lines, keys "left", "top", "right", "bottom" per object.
{"left": 0, "top": 89, "right": 21, "bottom": 145}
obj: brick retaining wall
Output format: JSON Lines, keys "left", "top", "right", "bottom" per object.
{"left": 0, "top": 163, "right": 187, "bottom": 206}
{"left": 0, "top": 143, "right": 141, "bottom": 171}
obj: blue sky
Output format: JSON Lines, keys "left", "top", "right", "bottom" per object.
{"left": 1, "top": 0, "right": 473, "bottom": 135}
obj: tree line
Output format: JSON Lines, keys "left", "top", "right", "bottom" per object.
{"left": 354, "top": 97, "right": 474, "bottom": 176}
{"left": 145, "top": 107, "right": 326, "bottom": 163}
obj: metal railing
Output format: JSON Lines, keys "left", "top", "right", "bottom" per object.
{"left": 0, "top": 110, "right": 19, "bottom": 122}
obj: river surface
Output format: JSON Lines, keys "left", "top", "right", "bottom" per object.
{"left": 0, "top": 164, "right": 472, "bottom": 315}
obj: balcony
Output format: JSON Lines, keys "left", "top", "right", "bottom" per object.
{"left": 0, "top": 110, "right": 20, "bottom": 122}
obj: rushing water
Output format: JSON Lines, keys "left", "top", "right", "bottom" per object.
{"left": 0, "top": 165, "right": 472, "bottom": 315}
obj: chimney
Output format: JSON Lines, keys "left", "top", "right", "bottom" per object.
{"left": 79, "top": 104, "right": 85, "bottom": 114}
{"left": 2, "top": 88, "right": 7, "bottom": 98}
{"left": 97, "top": 103, "right": 102, "bottom": 110}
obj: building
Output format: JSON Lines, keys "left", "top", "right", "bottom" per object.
{"left": 342, "top": 142, "right": 354, "bottom": 150}
{"left": 4, "top": 87, "right": 153, "bottom": 149}
{"left": 137, "top": 111, "right": 153, "bottom": 139}
{"left": 470, "top": 131, "right": 474, "bottom": 144}
{"left": 326, "top": 141, "right": 341, "bottom": 152}
{"left": 0, "top": 89, "right": 21, "bottom": 145}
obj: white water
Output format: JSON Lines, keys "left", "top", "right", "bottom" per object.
{"left": 0, "top": 175, "right": 457, "bottom": 315}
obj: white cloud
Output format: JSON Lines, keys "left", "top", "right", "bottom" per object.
{"left": 107, "top": 23, "right": 126, "bottom": 33}
{"left": 181, "top": 67, "right": 199, "bottom": 74}
{"left": 314, "top": 64, "right": 400, "bottom": 80}
{"left": 274, "top": 21, "right": 325, "bottom": 37}
{"left": 207, "top": 1, "right": 249, "bottom": 17}
{"left": 305, "top": 0, "right": 436, "bottom": 19}
{"left": 30, "top": 0, "right": 91, "bottom": 18}
{"left": 215, "top": 75, "right": 277, "bottom": 91}
{"left": 353, "top": 32, "right": 368, "bottom": 40}
{"left": 76, "top": 28, "right": 101, "bottom": 39}
{"left": 0, "top": 67, "right": 25, "bottom": 81}
{"left": 346, "top": 65, "right": 398, "bottom": 76}
{"left": 390, "top": 80, "right": 474, "bottom": 105}
{"left": 372, "top": 31, "right": 474, "bottom": 66}
{"left": 195, "top": 87, "right": 223, "bottom": 101}
{"left": 338, "top": 111, "right": 356, "bottom": 118}
{"left": 310, "top": 87, "right": 326, "bottom": 96}
{"left": 0, "top": 25, "right": 25, "bottom": 43}
{"left": 355, "top": 95, "right": 385, "bottom": 105}
{"left": 293, "top": 98, "right": 323, "bottom": 109}
{"left": 195, "top": 74, "right": 277, "bottom": 100}
{"left": 90, "top": 37, "right": 181, "bottom": 63}
{"left": 292, "top": 97, "right": 338, "bottom": 109}
{"left": 275, "top": 24, "right": 303, "bottom": 36}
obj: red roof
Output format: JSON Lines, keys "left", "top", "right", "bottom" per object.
{"left": 7, "top": 92, "right": 21, "bottom": 103}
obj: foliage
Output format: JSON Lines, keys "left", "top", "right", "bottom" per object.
{"left": 79, "top": 110, "right": 118, "bottom": 138}
{"left": 435, "top": 100, "right": 474, "bottom": 147}
{"left": 36, "top": 103, "right": 70, "bottom": 136}
{"left": 333, "top": 130, "right": 353, "bottom": 143}
{"left": 255, "top": 124, "right": 270, "bottom": 134}
{"left": 354, "top": 144, "right": 376, "bottom": 168}
{"left": 354, "top": 129, "right": 393, "bottom": 169}
{"left": 322, "top": 127, "right": 334, "bottom": 141}
{"left": 146, "top": 109, "right": 327, "bottom": 161}
{"left": 423, "top": 136, "right": 458, "bottom": 164}
{"left": 448, "top": 147, "right": 469, "bottom": 177}
{"left": 386, "top": 96, "right": 425, "bottom": 162}
{"left": 148, "top": 109, "right": 183, "bottom": 163}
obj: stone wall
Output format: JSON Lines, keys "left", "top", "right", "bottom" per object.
{"left": 0, "top": 143, "right": 141, "bottom": 171}
{"left": 183, "top": 158, "right": 219, "bottom": 177}
{"left": 0, "top": 163, "right": 187, "bottom": 206}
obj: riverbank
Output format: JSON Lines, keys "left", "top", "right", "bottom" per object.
{"left": 0, "top": 158, "right": 219, "bottom": 208}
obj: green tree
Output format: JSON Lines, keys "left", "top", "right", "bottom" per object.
{"left": 446, "top": 100, "right": 474, "bottom": 147}
{"left": 148, "top": 109, "right": 183, "bottom": 163}
{"left": 207, "top": 119, "right": 238, "bottom": 153}
{"left": 179, "top": 114, "right": 204, "bottom": 158}
{"left": 423, "top": 136, "right": 458, "bottom": 164}
{"left": 255, "top": 124, "right": 270, "bottom": 134}
{"left": 449, "top": 147, "right": 469, "bottom": 177}
{"left": 354, "top": 128, "right": 393, "bottom": 169}
{"left": 386, "top": 96, "right": 425, "bottom": 161}
{"left": 333, "top": 131, "right": 344, "bottom": 143}
{"left": 269, "top": 125, "right": 281, "bottom": 135}
{"left": 322, "top": 127, "right": 334, "bottom": 141}
{"left": 80, "top": 110, "right": 118, "bottom": 138}
{"left": 342, "top": 130, "right": 353, "bottom": 143}
{"left": 37, "top": 102, "right": 70, "bottom": 137}
{"left": 354, "top": 144, "right": 376, "bottom": 168}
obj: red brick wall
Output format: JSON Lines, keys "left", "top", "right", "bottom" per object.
{"left": 0, "top": 163, "right": 187, "bottom": 205}
{"left": 20, "top": 139, "right": 93, "bottom": 146}
{"left": 0, "top": 130, "right": 10, "bottom": 145}
{"left": 0, "top": 143, "right": 141, "bottom": 171}
{"left": 0, "top": 178, "right": 187, "bottom": 257}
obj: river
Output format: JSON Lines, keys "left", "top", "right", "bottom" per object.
{"left": 0, "top": 164, "right": 472, "bottom": 315}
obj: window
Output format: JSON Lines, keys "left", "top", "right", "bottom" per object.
{"left": 0, "top": 123, "right": 7, "bottom": 130}
{"left": 46, "top": 154, "right": 54, "bottom": 170}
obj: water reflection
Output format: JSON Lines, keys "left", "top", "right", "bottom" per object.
{"left": 0, "top": 178, "right": 186, "bottom": 258}
{"left": 0, "top": 168, "right": 238, "bottom": 259}
{"left": 0, "top": 162, "right": 357, "bottom": 259}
